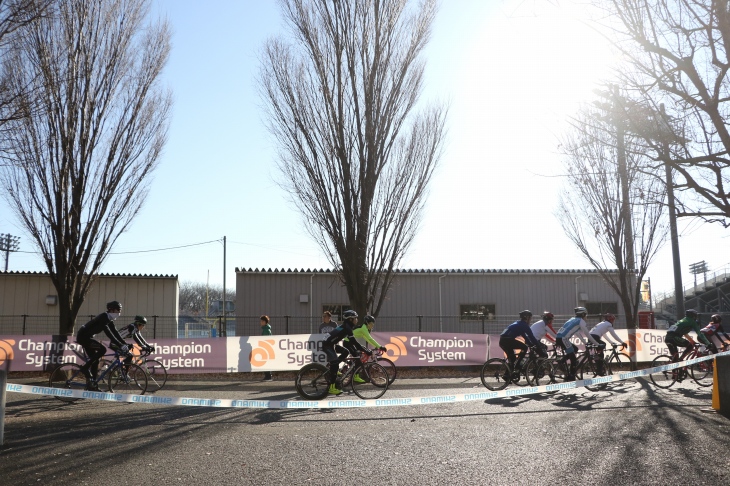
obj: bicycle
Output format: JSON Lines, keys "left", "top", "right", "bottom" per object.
{"left": 480, "top": 346, "right": 551, "bottom": 391}
{"left": 105, "top": 346, "right": 167, "bottom": 392}
{"left": 364, "top": 348, "right": 397, "bottom": 385}
{"left": 536, "top": 343, "right": 615, "bottom": 391}
{"left": 295, "top": 352, "right": 389, "bottom": 400}
{"left": 48, "top": 345, "right": 148, "bottom": 402}
{"left": 649, "top": 342, "right": 714, "bottom": 389}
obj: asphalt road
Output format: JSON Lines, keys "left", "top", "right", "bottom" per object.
{"left": 1, "top": 375, "right": 729, "bottom": 486}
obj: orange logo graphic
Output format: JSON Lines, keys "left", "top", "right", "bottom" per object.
{"left": 0, "top": 339, "right": 16, "bottom": 366}
{"left": 383, "top": 336, "right": 408, "bottom": 363}
{"left": 249, "top": 339, "right": 276, "bottom": 367}
{"left": 627, "top": 332, "right": 643, "bottom": 358}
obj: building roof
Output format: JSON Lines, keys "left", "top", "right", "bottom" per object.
{"left": 236, "top": 267, "right": 617, "bottom": 275}
{"left": 0, "top": 270, "right": 177, "bottom": 279}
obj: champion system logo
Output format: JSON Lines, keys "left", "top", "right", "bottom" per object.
{"left": 383, "top": 336, "right": 408, "bottom": 362}
{"left": 249, "top": 339, "right": 276, "bottom": 367}
{"left": 0, "top": 339, "right": 15, "bottom": 366}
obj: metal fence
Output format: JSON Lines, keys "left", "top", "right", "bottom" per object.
{"left": 0, "top": 313, "right": 641, "bottom": 338}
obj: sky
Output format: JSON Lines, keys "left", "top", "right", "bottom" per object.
{"left": 1, "top": 0, "right": 728, "bottom": 302}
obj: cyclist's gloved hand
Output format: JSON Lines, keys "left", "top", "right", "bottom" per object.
{"left": 147, "top": 346, "right": 155, "bottom": 353}
{"left": 120, "top": 345, "right": 129, "bottom": 354}
{"left": 379, "top": 346, "right": 387, "bottom": 352}
{"left": 622, "top": 342, "right": 628, "bottom": 348}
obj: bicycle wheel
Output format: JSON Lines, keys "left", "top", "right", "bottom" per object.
{"left": 350, "top": 362, "right": 389, "bottom": 400}
{"left": 143, "top": 359, "right": 168, "bottom": 391}
{"left": 377, "top": 357, "right": 397, "bottom": 385}
{"left": 606, "top": 352, "right": 632, "bottom": 375}
{"left": 648, "top": 355, "right": 676, "bottom": 389}
{"left": 690, "top": 357, "right": 713, "bottom": 387}
{"left": 480, "top": 358, "right": 510, "bottom": 391}
{"left": 577, "top": 359, "right": 607, "bottom": 391}
{"left": 530, "top": 359, "right": 553, "bottom": 386}
{"left": 48, "top": 363, "right": 86, "bottom": 402}
{"left": 295, "top": 363, "right": 330, "bottom": 400}
{"left": 107, "top": 363, "right": 148, "bottom": 395}
{"left": 96, "top": 359, "right": 112, "bottom": 389}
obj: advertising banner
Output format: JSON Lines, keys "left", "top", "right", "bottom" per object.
{"left": 0, "top": 335, "right": 227, "bottom": 373}
{"left": 0, "top": 329, "right": 673, "bottom": 373}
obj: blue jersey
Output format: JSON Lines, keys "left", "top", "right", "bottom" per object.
{"left": 556, "top": 317, "right": 598, "bottom": 345}
{"left": 500, "top": 320, "right": 539, "bottom": 346}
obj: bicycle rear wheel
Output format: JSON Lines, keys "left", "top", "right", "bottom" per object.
{"left": 690, "top": 357, "right": 713, "bottom": 387}
{"left": 108, "top": 363, "right": 148, "bottom": 395}
{"left": 48, "top": 363, "right": 86, "bottom": 402}
{"left": 96, "top": 358, "right": 112, "bottom": 389}
{"left": 295, "top": 363, "right": 330, "bottom": 400}
{"left": 144, "top": 359, "right": 168, "bottom": 391}
{"left": 577, "top": 359, "right": 607, "bottom": 391}
{"left": 377, "top": 357, "right": 397, "bottom": 385}
{"left": 648, "top": 355, "right": 676, "bottom": 389}
{"left": 480, "top": 358, "right": 510, "bottom": 391}
{"left": 350, "top": 362, "right": 389, "bottom": 399}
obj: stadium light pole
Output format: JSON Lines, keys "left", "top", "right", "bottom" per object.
{"left": 0, "top": 233, "right": 20, "bottom": 272}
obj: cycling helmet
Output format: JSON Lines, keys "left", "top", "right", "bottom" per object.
{"left": 519, "top": 310, "right": 533, "bottom": 319}
{"left": 542, "top": 312, "right": 554, "bottom": 321}
{"left": 342, "top": 310, "right": 358, "bottom": 320}
{"left": 364, "top": 315, "right": 375, "bottom": 324}
{"left": 711, "top": 314, "right": 722, "bottom": 323}
{"left": 685, "top": 309, "right": 698, "bottom": 318}
{"left": 106, "top": 301, "right": 122, "bottom": 311}
{"left": 604, "top": 313, "right": 616, "bottom": 323}
{"left": 574, "top": 306, "right": 588, "bottom": 316}
{"left": 134, "top": 315, "right": 147, "bottom": 325}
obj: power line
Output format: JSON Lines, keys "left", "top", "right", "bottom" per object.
{"left": 12, "top": 239, "right": 222, "bottom": 256}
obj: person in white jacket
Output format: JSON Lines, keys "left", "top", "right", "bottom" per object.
{"left": 589, "top": 313, "right": 627, "bottom": 374}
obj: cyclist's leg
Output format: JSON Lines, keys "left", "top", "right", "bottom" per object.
{"left": 591, "top": 334, "right": 607, "bottom": 373}
{"left": 322, "top": 343, "right": 340, "bottom": 389}
{"left": 665, "top": 335, "right": 679, "bottom": 361}
{"left": 512, "top": 339, "right": 529, "bottom": 369}
{"left": 498, "top": 336, "right": 517, "bottom": 368}
{"left": 79, "top": 339, "right": 105, "bottom": 379}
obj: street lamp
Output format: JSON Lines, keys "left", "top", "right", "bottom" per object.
{"left": 0, "top": 233, "right": 20, "bottom": 271}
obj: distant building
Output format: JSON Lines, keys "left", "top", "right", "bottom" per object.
{"left": 235, "top": 268, "right": 627, "bottom": 335}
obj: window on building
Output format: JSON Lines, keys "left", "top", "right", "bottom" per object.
{"left": 586, "top": 302, "right": 618, "bottom": 317}
{"left": 322, "top": 304, "right": 352, "bottom": 321}
{"left": 460, "top": 304, "right": 496, "bottom": 321}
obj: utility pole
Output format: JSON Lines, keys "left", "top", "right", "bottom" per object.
{"left": 0, "top": 233, "right": 20, "bottom": 272}
{"left": 614, "top": 86, "right": 636, "bottom": 273}
{"left": 222, "top": 236, "right": 227, "bottom": 337}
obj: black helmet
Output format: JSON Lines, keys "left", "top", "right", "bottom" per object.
{"left": 711, "top": 314, "right": 722, "bottom": 323}
{"left": 106, "top": 301, "right": 122, "bottom": 311}
{"left": 574, "top": 306, "right": 588, "bottom": 316}
{"left": 364, "top": 315, "right": 375, "bottom": 324}
{"left": 519, "top": 310, "right": 533, "bottom": 319}
{"left": 686, "top": 309, "right": 698, "bottom": 318}
{"left": 343, "top": 310, "right": 358, "bottom": 320}
{"left": 134, "top": 315, "right": 147, "bottom": 325}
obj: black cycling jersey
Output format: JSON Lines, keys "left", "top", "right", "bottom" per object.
{"left": 324, "top": 320, "right": 367, "bottom": 354}
{"left": 118, "top": 323, "right": 151, "bottom": 348}
{"left": 76, "top": 312, "right": 126, "bottom": 347}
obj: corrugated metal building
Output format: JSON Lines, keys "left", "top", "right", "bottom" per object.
{"left": 234, "top": 268, "right": 626, "bottom": 335}
{"left": 0, "top": 271, "right": 179, "bottom": 335}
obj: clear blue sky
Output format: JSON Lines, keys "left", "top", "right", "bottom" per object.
{"left": 1, "top": 0, "right": 728, "bottom": 301}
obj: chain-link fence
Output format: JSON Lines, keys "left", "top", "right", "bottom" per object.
{"left": 0, "top": 313, "right": 639, "bottom": 338}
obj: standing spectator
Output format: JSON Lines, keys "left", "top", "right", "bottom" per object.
{"left": 319, "top": 311, "right": 336, "bottom": 334}
{"left": 260, "top": 315, "right": 273, "bottom": 381}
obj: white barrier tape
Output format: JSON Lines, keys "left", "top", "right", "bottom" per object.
{"left": 6, "top": 350, "right": 729, "bottom": 409}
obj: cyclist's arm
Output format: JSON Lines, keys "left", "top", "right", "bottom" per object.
{"left": 132, "top": 330, "right": 151, "bottom": 348}
{"left": 521, "top": 324, "right": 540, "bottom": 347}
{"left": 580, "top": 321, "right": 600, "bottom": 345}
{"left": 101, "top": 321, "right": 127, "bottom": 348}
{"left": 353, "top": 326, "right": 381, "bottom": 348}
{"left": 693, "top": 325, "right": 712, "bottom": 346}
{"left": 605, "top": 325, "right": 623, "bottom": 345}
{"left": 545, "top": 324, "right": 557, "bottom": 341}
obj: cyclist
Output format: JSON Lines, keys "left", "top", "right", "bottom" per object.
{"left": 530, "top": 311, "right": 557, "bottom": 354}
{"left": 76, "top": 300, "right": 130, "bottom": 391}
{"left": 499, "top": 310, "right": 543, "bottom": 377}
{"left": 321, "top": 310, "right": 371, "bottom": 395}
{"left": 118, "top": 315, "right": 155, "bottom": 372}
{"left": 343, "top": 315, "right": 388, "bottom": 383}
{"left": 555, "top": 307, "right": 601, "bottom": 381}
{"left": 665, "top": 309, "right": 712, "bottom": 362}
{"left": 700, "top": 314, "right": 730, "bottom": 354}
{"left": 588, "top": 313, "right": 626, "bottom": 374}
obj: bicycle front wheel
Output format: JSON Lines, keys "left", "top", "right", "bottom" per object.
{"left": 606, "top": 352, "right": 632, "bottom": 375}
{"left": 350, "top": 362, "right": 389, "bottom": 400}
{"left": 690, "top": 357, "right": 713, "bottom": 387}
{"left": 48, "top": 363, "right": 86, "bottom": 402}
{"left": 480, "top": 358, "right": 510, "bottom": 391}
{"left": 577, "top": 359, "right": 607, "bottom": 391}
{"left": 377, "top": 357, "right": 397, "bottom": 385}
{"left": 143, "top": 359, "right": 168, "bottom": 391}
{"left": 648, "top": 355, "right": 676, "bottom": 389}
{"left": 295, "top": 363, "right": 330, "bottom": 400}
{"left": 108, "top": 363, "right": 148, "bottom": 395}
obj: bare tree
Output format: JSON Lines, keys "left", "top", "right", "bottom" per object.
{"left": 597, "top": 0, "right": 730, "bottom": 226}
{"left": 0, "top": 0, "right": 53, "bottom": 127}
{"left": 179, "top": 281, "right": 236, "bottom": 317}
{"left": 0, "top": 0, "right": 172, "bottom": 335}
{"left": 557, "top": 109, "right": 668, "bottom": 329}
{"left": 258, "top": 0, "right": 447, "bottom": 318}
